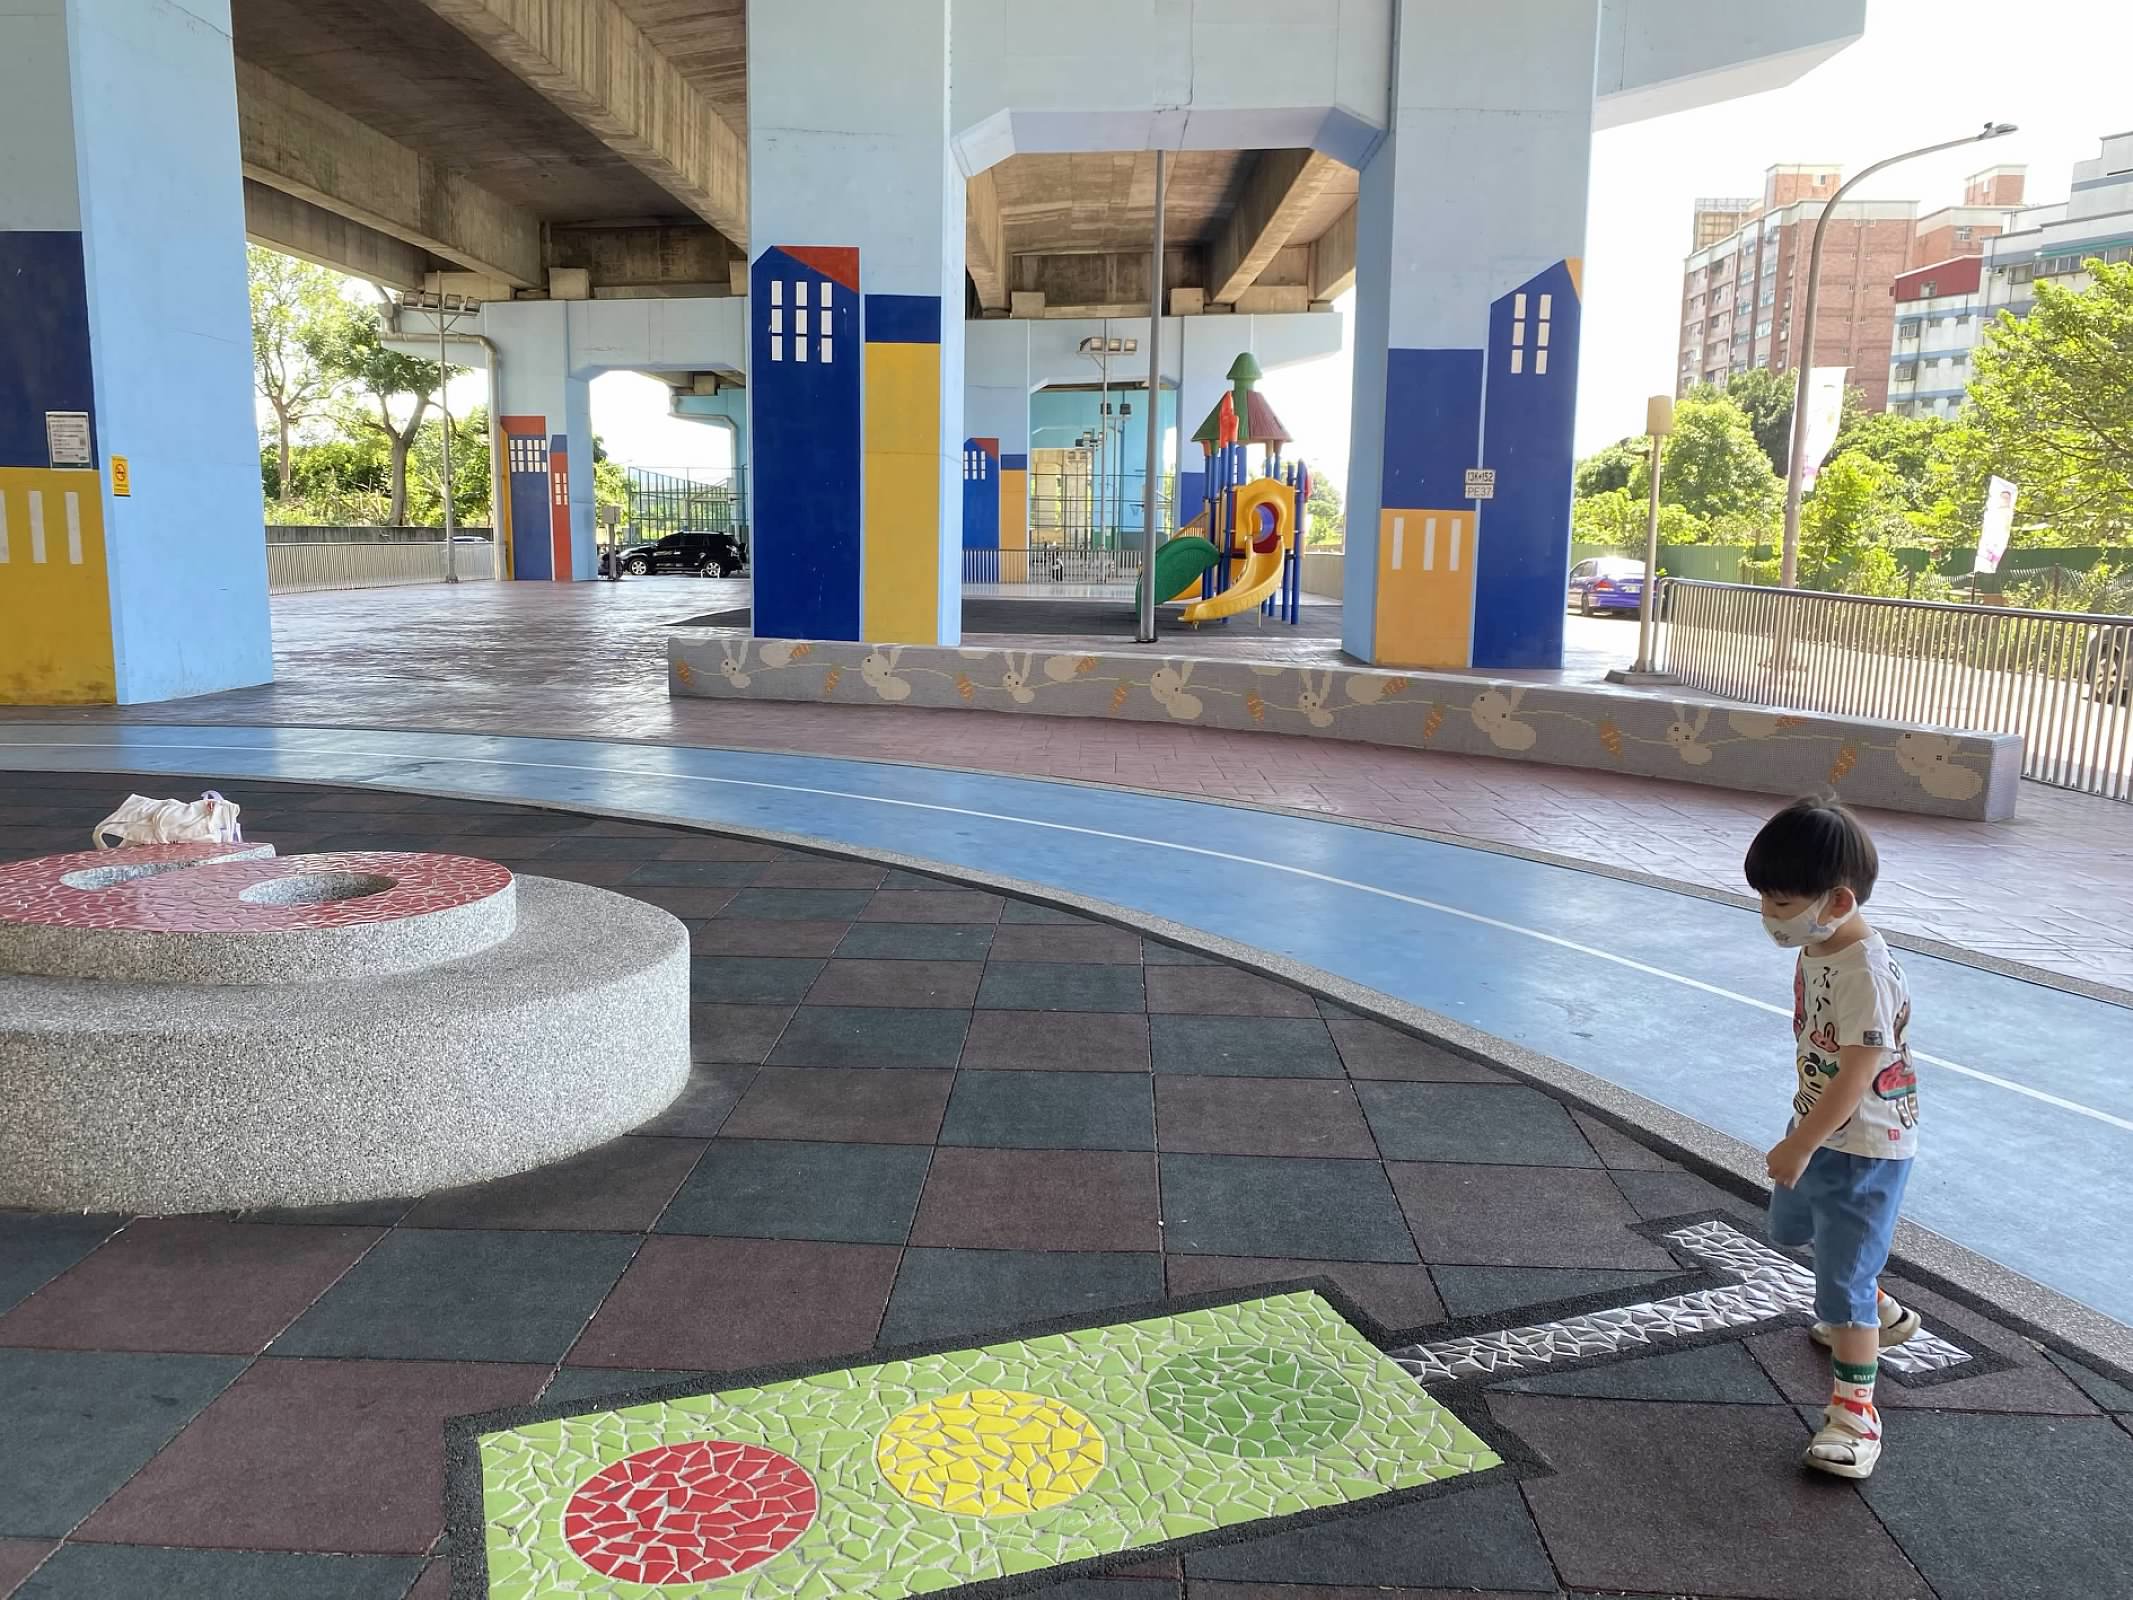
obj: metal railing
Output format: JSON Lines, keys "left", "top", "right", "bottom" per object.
{"left": 625, "top": 467, "right": 748, "bottom": 552}
{"left": 265, "top": 530, "right": 497, "bottom": 594}
{"left": 1657, "top": 579, "right": 2133, "bottom": 800}
{"left": 963, "top": 546, "right": 1145, "bottom": 585}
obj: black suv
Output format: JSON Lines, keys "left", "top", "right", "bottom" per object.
{"left": 603, "top": 531, "right": 745, "bottom": 578}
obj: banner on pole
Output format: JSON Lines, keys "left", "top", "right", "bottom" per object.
{"left": 1975, "top": 477, "right": 2019, "bottom": 574}
{"left": 1798, "top": 367, "right": 1847, "bottom": 491}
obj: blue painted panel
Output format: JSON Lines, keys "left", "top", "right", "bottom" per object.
{"left": 865, "top": 294, "right": 942, "bottom": 344}
{"left": 1177, "top": 469, "right": 1207, "bottom": 527}
{"left": 752, "top": 247, "right": 862, "bottom": 639}
{"left": 1475, "top": 262, "right": 1581, "bottom": 670}
{"left": 1000, "top": 453, "right": 1028, "bottom": 472}
{"left": 961, "top": 439, "right": 999, "bottom": 551}
{"left": 0, "top": 232, "right": 97, "bottom": 470}
{"left": 1380, "top": 349, "right": 1481, "bottom": 511}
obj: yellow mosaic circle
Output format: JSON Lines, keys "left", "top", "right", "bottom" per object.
{"left": 875, "top": 1389, "right": 1106, "bottom": 1517}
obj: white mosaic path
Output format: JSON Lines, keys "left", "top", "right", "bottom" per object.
{"left": 1387, "top": 1219, "right": 1976, "bottom": 1385}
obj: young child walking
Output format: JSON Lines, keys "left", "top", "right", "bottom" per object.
{"left": 1745, "top": 795, "right": 1922, "bottom": 1479}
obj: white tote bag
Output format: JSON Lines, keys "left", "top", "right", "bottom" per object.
{"left": 92, "top": 791, "right": 245, "bottom": 850}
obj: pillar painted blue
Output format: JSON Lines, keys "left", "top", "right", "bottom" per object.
{"left": 0, "top": 0, "right": 269, "bottom": 704}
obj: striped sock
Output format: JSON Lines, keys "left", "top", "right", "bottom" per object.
{"left": 1832, "top": 1356, "right": 1879, "bottom": 1432}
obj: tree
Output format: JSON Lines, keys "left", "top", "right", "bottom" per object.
{"left": 1574, "top": 438, "right": 1644, "bottom": 498}
{"left": 1830, "top": 409, "right": 1952, "bottom": 514}
{"left": 1958, "top": 259, "right": 2133, "bottom": 547}
{"left": 1302, "top": 463, "right": 1344, "bottom": 547}
{"left": 1638, "top": 391, "right": 1782, "bottom": 534}
{"left": 247, "top": 247, "right": 350, "bottom": 501}
{"left": 407, "top": 405, "right": 492, "bottom": 527}
{"left": 1798, "top": 449, "right": 1906, "bottom": 582}
{"left": 321, "top": 302, "right": 444, "bottom": 526}
{"left": 1723, "top": 368, "right": 1795, "bottom": 476}
{"left": 1572, "top": 487, "right": 1700, "bottom": 550}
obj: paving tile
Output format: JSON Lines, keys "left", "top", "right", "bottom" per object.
{"left": 1855, "top": 1412, "right": 2133, "bottom": 1600}
{"left": 1182, "top": 1482, "right": 1556, "bottom": 1591}
{"left": 0, "top": 1350, "right": 244, "bottom": 1537}
{"left": 689, "top": 1003, "right": 793, "bottom": 1064}
{"left": 960, "top": 1010, "right": 1150, "bottom": 1072}
{"left": 753, "top": 856, "right": 887, "bottom": 889}
{"left": 977, "top": 961, "right": 1146, "bottom": 1013}
{"left": 657, "top": 836, "right": 783, "bottom": 862}
{"left": 1389, "top": 1164, "right": 1677, "bottom": 1269}
{"left": 538, "top": 1366, "right": 706, "bottom": 1408}
{"left": 721, "top": 887, "right": 876, "bottom": 921}
{"left": 567, "top": 1237, "right": 899, "bottom": 1370}
{"left": 0, "top": 1215, "right": 125, "bottom": 1317}
{"left": 633, "top": 1065, "right": 755, "bottom": 1137}
{"left": 805, "top": 957, "right": 983, "bottom": 1008}
{"left": 1154, "top": 1077, "right": 1377, "bottom": 1158}
{"left": 272, "top": 1230, "right": 638, "bottom": 1363}
{"left": 1356, "top": 1082, "right": 1602, "bottom": 1167}
{"left": 1569, "top": 1109, "right": 1676, "bottom": 1171}
{"left": 229, "top": 1197, "right": 414, "bottom": 1228}
{"left": 878, "top": 868, "right": 955, "bottom": 890}
{"left": 767, "top": 1005, "right": 969, "bottom": 1069}
{"left": 909, "top": 1150, "right": 1161, "bottom": 1251}
{"left": 1184, "top": 1587, "right": 1541, "bottom": 1600}
{"left": 2046, "top": 1350, "right": 2133, "bottom": 1412}
{"left": 0, "top": 1541, "right": 50, "bottom": 1599}
{"left": 1017, "top": 1580, "right": 1175, "bottom": 1600}
{"left": 0, "top": 1219, "right": 376, "bottom": 1355}
{"left": 75, "top": 1357, "right": 543, "bottom": 1555}
{"left": 880, "top": 1248, "right": 1165, "bottom": 1345}
{"left": 1139, "top": 941, "right": 1220, "bottom": 966}
{"left": 530, "top": 834, "right": 665, "bottom": 862}
{"left": 690, "top": 919, "right": 850, "bottom": 957}
{"left": 863, "top": 889, "right": 1006, "bottom": 923}
{"left": 401, "top": 1561, "right": 450, "bottom": 1600}
{"left": 1163, "top": 1256, "right": 1445, "bottom": 1331}
{"left": 986, "top": 924, "right": 1144, "bottom": 964}
{"left": 1604, "top": 1166, "right": 1763, "bottom": 1224}
{"left": 689, "top": 955, "right": 824, "bottom": 1004}
{"left": 1149, "top": 1016, "right": 1343, "bottom": 1078}
{"left": 621, "top": 859, "right": 765, "bottom": 887}
{"left": 941, "top": 1071, "right": 1155, "bottom": 1151}
{"left": 1430, "top": 1264, "right": 1693, "bottom": 1320}
{"left": 1161, "top": 1155, "right": 1418, "bottom": 1264}
{"left": 458, "top": 812, "right": 588, "bottom": 836}
{"left": 401, "top": 1138, "right": 705, "bottom": 1231}
{"left": 834, "top": 921, "right": 996, "bottom": 961}
{"left": 625, "top": 885, "right": 739, "bottom": 919}
{"left": 1492, "top": 1340, "right": 1784, "bottom": 1404}
{"left": 1328, "top": 1020, "right": 1508, "bottom": 1082}
{"left": 528, "top": 859, "right": 638, "bottom": 887}
{"left": 998, "top": 901, "right": 1091, "bottom": 925}
{"left": 12, "top": 1546, "right": 423, "bottom": 1600}
{"left": 1144, "top": 967, "right": 1318, "bottom": 1017}
{"left": 1493, "top": 1393, "right": 1929, "bottom": 1598}
{"left": 718, "top": 1066, "right": 953, "bottom": 1145}
{"left": 658, "top": 1140, "right": 930, "bottom": 1244}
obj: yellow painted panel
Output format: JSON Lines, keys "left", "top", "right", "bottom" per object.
{"left": 1373, "top": 507, "right": 1473, "bottom": 669}
{"left": 998, "top": 468, "right": 1028, "bottom": 583}
{"left": 0, "top": 467, "right": 116, "bottom": 703}
{"left": 863, "top": 341, "right": 943, "bottom": 642}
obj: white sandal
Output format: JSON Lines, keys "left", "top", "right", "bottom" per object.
{"left": 1811, "top": 1297, "right": 1922, "bottom": 1350}
{"left": 1804, "top": 1402, "right": 1883, "bottom": 1480}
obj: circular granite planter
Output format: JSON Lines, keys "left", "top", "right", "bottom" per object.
{"left": 0, "top": 874, "right": 689, "bottom": 1213}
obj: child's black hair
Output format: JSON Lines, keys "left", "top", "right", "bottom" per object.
{"left": 1744, "top": 794, "right": 1879, "bottom": 904}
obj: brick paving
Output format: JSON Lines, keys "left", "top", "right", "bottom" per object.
{"left": 6, "top": 580, "right": 2130, "bottom": 991}
{"left": 3, "top": 775, "right": 2131, "bottom": 1600}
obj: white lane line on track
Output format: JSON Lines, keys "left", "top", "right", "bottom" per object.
{"left": 10, "top": 733, "right": 2131, "bottom": 1136}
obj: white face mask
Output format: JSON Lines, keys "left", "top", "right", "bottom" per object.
{"left": 1763, "top": 891, "right": 1852, "bottom": 949}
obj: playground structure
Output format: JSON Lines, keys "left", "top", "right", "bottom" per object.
{"left": 1151, "top": 355, "right": 1310, "bottom": 628}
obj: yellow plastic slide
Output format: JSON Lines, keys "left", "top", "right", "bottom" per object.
{"left": 1178, "top": 479, "right": 1294, "bottom": 624}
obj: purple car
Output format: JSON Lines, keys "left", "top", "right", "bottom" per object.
{"left": 1567, "top": 556, "right": 1646, "bottom": 616}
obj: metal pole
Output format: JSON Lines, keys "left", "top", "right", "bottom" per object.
{"left": 1780, "top": 122, "right": 2015, "bottom": 587}
{"left": 1138, "top": 148, "right": 1167, "bottom": 641}
{"left": 1634, "top": 439, "right": 1664, "bottom": 670}
{"left": 437, "top": 299, "right": 458, "bottom": 584}
{"left": 1096, "top": 322, "right": 1110, "bottom": 555}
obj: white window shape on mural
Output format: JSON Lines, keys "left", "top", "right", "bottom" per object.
{"left": 1509, "top": 291, "right": 1553, "bottom": 376}
{"left": 818, "top": 281, "right": 834, "bottom": 364}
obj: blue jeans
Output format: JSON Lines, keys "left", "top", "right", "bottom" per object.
{"left": 1767, "top": 1147, "right": 1912, "bottom": 1327}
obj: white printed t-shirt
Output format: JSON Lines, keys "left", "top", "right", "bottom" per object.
{"left": 1791, "top": 931, "right": 1919, "bottom": 1160}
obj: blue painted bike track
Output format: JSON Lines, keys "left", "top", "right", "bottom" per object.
{"left": 4, "top": 722, "right": 2126, "bottom": 1328}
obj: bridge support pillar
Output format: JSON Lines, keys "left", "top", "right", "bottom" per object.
{"left": 1343, "top": 1, "right": 1597, "bottom": 672}
{"left": 0, "top": 0, "right": 270, "bottom": 703}
{"left": 744, "top": 0, "right": 966, "bottom": 644}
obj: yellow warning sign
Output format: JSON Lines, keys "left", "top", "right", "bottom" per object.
{"left": 111, "top": 456, "right": 131, "bottom": 496}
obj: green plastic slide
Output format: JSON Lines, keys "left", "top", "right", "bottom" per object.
{"left": 1150, "top": 535, "right": 1222, "bottom": 605}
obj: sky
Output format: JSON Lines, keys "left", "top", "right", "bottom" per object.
{"left": 364, "top": 0, "right": 2133, "bottom": 490}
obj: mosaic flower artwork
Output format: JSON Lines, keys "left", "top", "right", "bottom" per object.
{"left": 468, "top": 1293, "right": 1498, "bottom": 1597}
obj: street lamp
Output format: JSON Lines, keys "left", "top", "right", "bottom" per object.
{"left": 397, "top": 288, "right": 482, "bottom": 583}
{"left": 1606, "top": 395, "right": 1678, "bottom": 685}
{"left": 1779, "top": 121, "right": 2016, "bottom": 587}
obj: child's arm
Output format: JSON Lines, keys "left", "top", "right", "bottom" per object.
{"left": 1769, "top": 1045, "right": 1884, "bottom": 1184}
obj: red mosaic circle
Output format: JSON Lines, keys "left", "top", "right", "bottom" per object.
{"left": 0, "top": 849, "right": 510, "bottom": 934}
{"left": 562, "top": 1440, "right": 818, "bottom": 1585}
